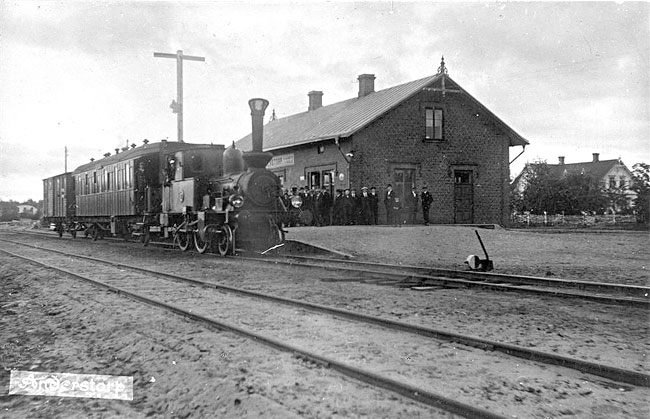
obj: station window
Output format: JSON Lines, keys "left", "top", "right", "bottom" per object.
{"left": 425, "top": 108, "right": 444, "bottom": 141}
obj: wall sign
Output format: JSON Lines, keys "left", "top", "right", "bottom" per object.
{"left": 267, "top": 153, "right": 294, "bottom": 169}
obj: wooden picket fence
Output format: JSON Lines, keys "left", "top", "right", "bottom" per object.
{"left": 510, "top": 213, "right": 641, "bottom": 228}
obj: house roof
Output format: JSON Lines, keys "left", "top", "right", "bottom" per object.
{"left": 511, "top": 158, "right": 631, "bottom": 187}
{"left": 548, "top": 159, "right": 628, "bottom": 180}
{"left": 236, "top": 73, "right": 529, "bottom": 152}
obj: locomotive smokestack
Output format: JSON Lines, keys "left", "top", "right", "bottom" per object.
{"left": 243, "top": 98, "right": 273, "bottom": 169}
{"left": 249, "top": 98, "right": 268, "bottom": 153}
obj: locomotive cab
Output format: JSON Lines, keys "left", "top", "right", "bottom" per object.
{"left": 163, "top": 146, "right": 224, "bottom": 214}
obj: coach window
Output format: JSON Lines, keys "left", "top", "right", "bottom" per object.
{"left": 107, "top": 170, "right": 113, "bottom": 191}
{"left": 116, "top": 165, "right": 121, "bottom": 190}
{"left": 425, "top": 107, "right": 444, "bottom": 141}
{"left": 93, "top": 172, "right": 98, "bottom": 194}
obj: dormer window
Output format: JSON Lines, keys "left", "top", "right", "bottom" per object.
{"left": 425, "top": 107, "right": 444, "bottom": 141}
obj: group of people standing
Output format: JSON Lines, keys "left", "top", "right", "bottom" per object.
{"left": 281, "top": 184, "right": 434, "bottom": 227}
{"left": 384, "top": 184, "right": 434, "bottom": 226}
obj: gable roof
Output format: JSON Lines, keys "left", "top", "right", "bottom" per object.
{"left": 549, "top": 159, "right": 629, "bottom": 180}
{"left": 512, "top": 158, "right": 632, "bottom": 188}
{"left": 236, "top": 73, "right": 528, "bottom": 152}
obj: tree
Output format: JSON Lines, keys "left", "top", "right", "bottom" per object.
{"left": 0, "top": 201, "right": 19, "bottom": 222}
{"left": 631, "top": 163, "right": 650, "bottom": 223}
{"left": 516, "top": 161, "right": 607, "bottom": 215}
{"left": 519, "top": 161, "right": 560, "bottom": 213}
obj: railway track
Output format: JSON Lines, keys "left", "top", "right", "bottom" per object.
{"left": 247, "top": 253, "right": 650, "bottom": 309}
{"left": 13, "top": 229, "right": 650, "bottom": 309}
{"left": 1, "top": 237, "right": 648, "bottom": 409}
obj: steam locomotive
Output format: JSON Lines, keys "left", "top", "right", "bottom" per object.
{"left": 43, "top": 98, "right": 295, "bottom": 255}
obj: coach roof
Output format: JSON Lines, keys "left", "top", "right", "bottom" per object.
{"left": 72, "top": 141, "right": 221, "bottom": 174}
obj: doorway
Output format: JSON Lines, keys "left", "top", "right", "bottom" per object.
{"left": 454, "top": 170, "right": 474, "bottom": 224}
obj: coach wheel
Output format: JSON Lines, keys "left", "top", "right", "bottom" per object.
{"left": 176, "top": 231, "right": 192, "bottom": 252}
{"left": 217, "top": 224, "right": 233, "bottom": 257}
{"left": 142, "top": 228, "right": 150, "bottom": 247}
{"left": 194, "top": 231, "right": 211, "bottom": 254}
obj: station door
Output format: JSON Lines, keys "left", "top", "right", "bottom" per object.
{"left": 454, "top": 170, "right": 474, "bottom": 224}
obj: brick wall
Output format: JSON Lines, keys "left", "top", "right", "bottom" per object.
{"left": 271, "top": 87, "right": 514, "bottom": 225}
{"left": 351, "top": 89, "right": 511, "bottom": 225}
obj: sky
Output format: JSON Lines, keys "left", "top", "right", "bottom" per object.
{"left": 1, "top": 1, "right": 648, "bottom": 202}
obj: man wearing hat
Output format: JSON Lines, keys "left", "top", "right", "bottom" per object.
{"left": 421, "top": 185, "right": 433, "bottom": 226}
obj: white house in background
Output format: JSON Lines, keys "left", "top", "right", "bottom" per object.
{"left": 17, "top": 204, "right": 38, "bottom": 216}
{"left": 512, "top": 153, "right": 636, "bottom": 212}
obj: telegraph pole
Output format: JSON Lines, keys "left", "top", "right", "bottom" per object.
{"left": 153, "top": 50, "right": 205, "bottom": 142}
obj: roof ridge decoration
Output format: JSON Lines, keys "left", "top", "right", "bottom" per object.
{"left": 437, "top": 55, "right": 448, "bottom": 75}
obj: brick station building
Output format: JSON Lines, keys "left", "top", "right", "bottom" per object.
{"left": 237, "top": 59, "right": 529, "bottom": 225}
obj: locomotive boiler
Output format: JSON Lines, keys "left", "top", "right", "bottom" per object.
{"left": 43, "top": 98, "right": 294, "bottom": 255}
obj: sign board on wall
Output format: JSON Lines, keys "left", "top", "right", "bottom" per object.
{"left": 266, "top": 154, "right": 294, "bottom": 169}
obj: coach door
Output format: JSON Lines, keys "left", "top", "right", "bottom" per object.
{"left": 454, "top": 170, "right": 474, "bottom": 224}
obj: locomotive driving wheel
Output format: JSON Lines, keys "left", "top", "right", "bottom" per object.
{"left": 176, "top": 230, "right": 192, "bottom": 252}
{"left": 194, "top": 230, "right": 211, "bottom": 254}
{"left": 217, "top": 224, "right": 233, "bottom": 257}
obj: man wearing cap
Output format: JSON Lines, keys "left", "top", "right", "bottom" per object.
{"left": 333, "top": 189, "right": 344, "bottom": 225}
{"left": 421, "top": 185, "right": 433, "bottom": 226}
{"left": 360, "top": 187, "right": 372, "bottom": 225}
{"left": 369, "top": 187, "right": 379, "bottom": 225}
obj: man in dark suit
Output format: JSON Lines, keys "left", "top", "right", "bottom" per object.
{"left": 319, "top": 188, "right": 332, "bottom": 226}
{"left": 369, "top": 187, "right": 379, "bottom": 225}
{"left": 384, "top": 184, "right": 396, "bottom": 225}
{"left": 333, "top": 189, "right": 344, "bottom": 225}
{"left": 360, "top": 186, "right": 373, "bottom": 225}
{"left": 404, "top": 185, "right": 418, "bottom": 224}
{"left": 421, "top": 185, "right": 433, "bottom": 225}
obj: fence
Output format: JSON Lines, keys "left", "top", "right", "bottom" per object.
{"left": 510, "top": 213, "right": 641, "bottom": 228}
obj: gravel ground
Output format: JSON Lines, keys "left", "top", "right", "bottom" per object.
{"left": 0, "top": 225, "right": 649, "bottom": 418}
{"left": 284, "top": 225, "right": 650, "bottom": 286}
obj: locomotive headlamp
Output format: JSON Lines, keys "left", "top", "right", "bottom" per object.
{"left": 248, "top": 98, "right": 269, "bottom": 113}
{"left": 290, "top": 195, "right": 303, "bottom": 208}
{"left": 229, "top": 194, "right": 245, "bottom": 208}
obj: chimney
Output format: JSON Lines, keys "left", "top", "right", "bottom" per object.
{"left": 558, "top": 156, "right": 565, "bottom": 165}
{"left": 592, "top": 153, "right": 599, "bottom": 162}
{"left": 358, "top": 74, "right": 375, "bottom": 98}
{"left": 308, "top": 91, "right": 323, "bottom": 111}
